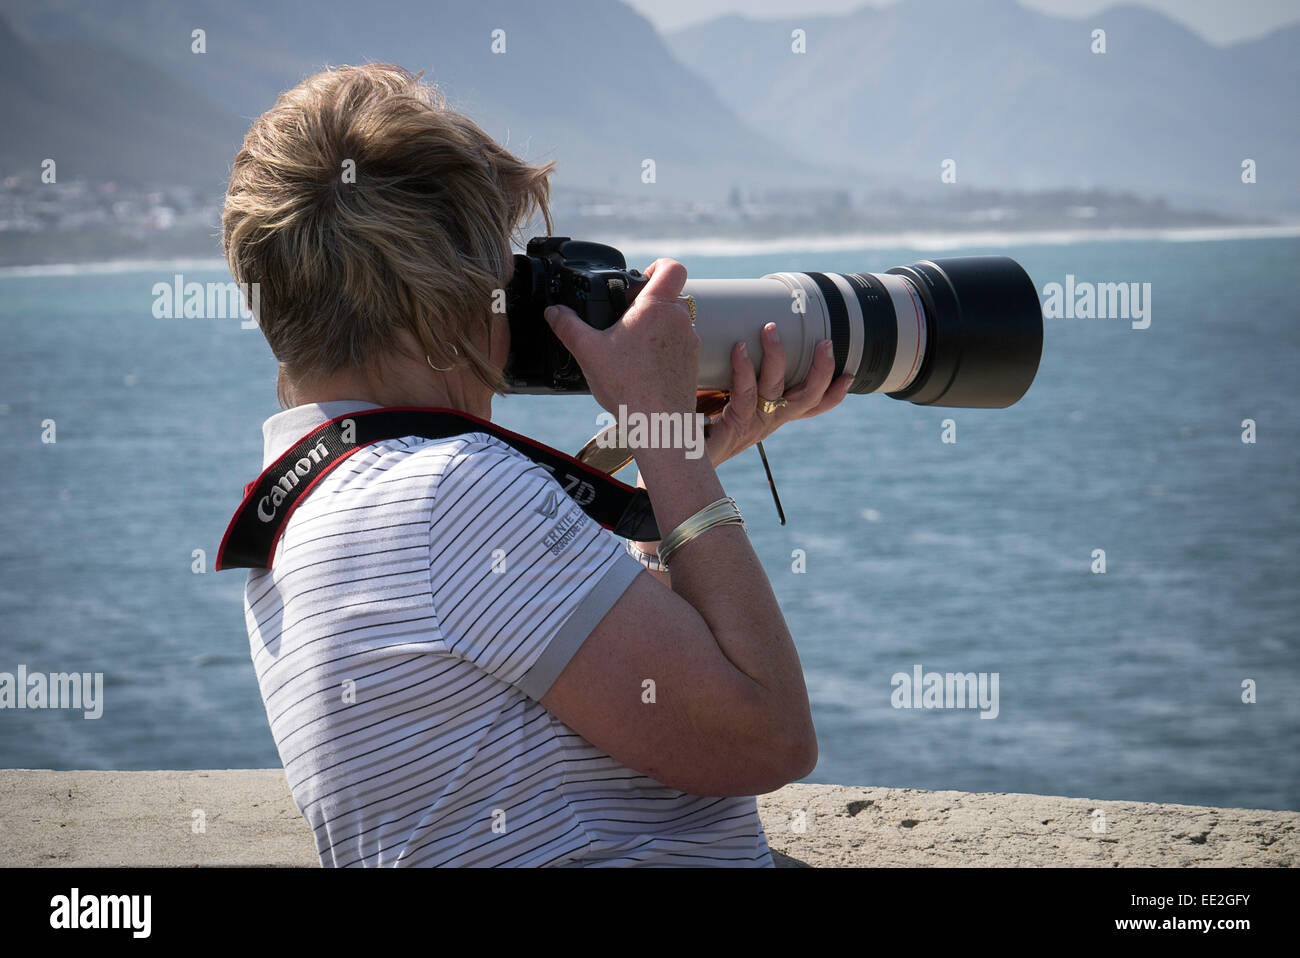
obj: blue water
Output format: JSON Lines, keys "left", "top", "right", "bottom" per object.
{"left": 1, "top": 236, "right": 1297, "bottom": 811}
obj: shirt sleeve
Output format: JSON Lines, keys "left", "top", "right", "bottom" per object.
{"left": 427, "top": 434, "right": 644, "bottom": 700}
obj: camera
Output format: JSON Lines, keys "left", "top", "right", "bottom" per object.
{"left": 505, "top": 236, "right": 1043, "bottom": 408}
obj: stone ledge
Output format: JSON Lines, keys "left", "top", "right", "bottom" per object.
{"left": 1, "top": 770, "right": 1294, "bottom": 867}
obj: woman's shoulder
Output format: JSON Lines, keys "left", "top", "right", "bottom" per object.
{"left": 402, "top": 430, "right": 527, "bottom": 463}
{"left": 389, "top": 430, "right": 537, "bottom": 486}
{"left": 315, "top": 431, "right": 536, "bottom": 498}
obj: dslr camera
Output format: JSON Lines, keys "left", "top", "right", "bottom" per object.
{"left": 505, "top": 235, "right": 1043, "bottom": 408}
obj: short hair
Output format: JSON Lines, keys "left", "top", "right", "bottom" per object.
{"left": 222, "top": 63, "right": 553, "bottom": 405}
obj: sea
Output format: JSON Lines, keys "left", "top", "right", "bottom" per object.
{"left": 1, "top": 229, "right": 1297, "bottom": 812}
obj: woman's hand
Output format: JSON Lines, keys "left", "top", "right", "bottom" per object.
{"left": 543, "top": 259, "right": 699, "bottom": 420}
{"left": 543, "top": 256, "right": 852, "bottom": 469}
{"left": 705, "top": 324, "right": 854, "bottom": 467}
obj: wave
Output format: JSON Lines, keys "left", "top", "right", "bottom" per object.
{"left": 610, "top": 223, "right": 1300, "bottom": 258}
{"left": 3, "top": 223, "right": 1298, "bottom": 276}
{"left": 0, "top": 257, "right": 229, "bottom": 278}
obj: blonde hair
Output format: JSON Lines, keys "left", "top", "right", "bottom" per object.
{"left": 222, "top": 63, "right": 553, "bottom": 406}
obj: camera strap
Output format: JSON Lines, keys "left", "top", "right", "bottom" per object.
{"left": 215, "top": 406, "right": 661, "bottom": 571}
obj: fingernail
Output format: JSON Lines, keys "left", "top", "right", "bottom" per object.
{"left": 738, "top": 341, "right": 747, "bottom": 354}
{"left": 544, "top": 306, "right": 558, "bottom": 321}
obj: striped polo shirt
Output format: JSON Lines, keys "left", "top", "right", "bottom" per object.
{"left": 243, "top": 400, "right": 773, "bottom": 867}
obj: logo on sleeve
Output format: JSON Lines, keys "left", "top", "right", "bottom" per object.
{"left": 543, "top": 504, "right": 589, "bottom": 556}
{"left": 536, "top": 490, "right": 564, "bottom": 520}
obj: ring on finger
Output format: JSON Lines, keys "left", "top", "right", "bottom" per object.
{"left": 757, "top": 394, "right": 788, "bottom": 415}
{"left": 677, "top": 295, "right": 697, "bottom": 326}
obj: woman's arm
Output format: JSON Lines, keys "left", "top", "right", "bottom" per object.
{"left": 535, "top": 259, "right": 849, "bottom": 797}
{"left": 629, "top": 323, "right": 853, "bottom": 584}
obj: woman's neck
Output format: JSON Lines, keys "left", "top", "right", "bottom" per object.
{"left": 284, "top": 356, "right": 492, "bottom": 420}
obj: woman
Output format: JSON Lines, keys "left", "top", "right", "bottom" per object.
{"left": 223, "top": 63, "right": 852, "bottom": 866}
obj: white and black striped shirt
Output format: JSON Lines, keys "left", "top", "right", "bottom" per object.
{"left": 243, "top": 401, "right": 773, "bottom": 867}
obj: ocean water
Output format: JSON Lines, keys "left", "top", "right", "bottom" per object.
{"left": 1, "top": 234, "right": 1297, "bottom": 812}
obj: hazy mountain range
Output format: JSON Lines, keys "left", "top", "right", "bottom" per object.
{"left": 0, "top": 12, "right": 244, "bottom": 191}
{"left": 671, "top": 0, "right": 1298, "bottom": 215}
{"left": 1, "top": 0, "right": 1296, "bottom": 217}
{"left": 0, "top": 0, "right": 829, "bottom": 198}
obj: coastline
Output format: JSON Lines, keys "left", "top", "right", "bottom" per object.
{"left": 2, "top": 223, "right": 1299, "bottom": 278}
{"left": 2, "top": 769, "right": 1294, "bottom": 867}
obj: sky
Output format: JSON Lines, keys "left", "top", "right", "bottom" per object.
{"left": 625, "top": 0, "right": 1300, "bottom": 44}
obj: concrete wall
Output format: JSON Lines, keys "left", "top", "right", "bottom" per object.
{"left": 1, "top": 770, "right": 1295, "bottom": 867}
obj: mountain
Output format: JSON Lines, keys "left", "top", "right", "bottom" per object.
{"left": 3, "top": 0, "right": 1294, "bottom": 216}
{"left": 668, "top": 0, "right": 1300, "bottom": 214}
{"left": 1230, "top": 22, "right": 1300, "bottom": 85}
{"left": 1, "top": 0, "right": 836, "bottom": 200}
{"left": 0, "top": 13, "right": 245, "bottom": 188}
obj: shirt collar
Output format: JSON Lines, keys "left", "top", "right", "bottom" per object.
{"left": 261, "top": 400, "right": 383, "bottom": 468}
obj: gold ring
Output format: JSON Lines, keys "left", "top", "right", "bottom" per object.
{"left": 678, "top": 295, "right": 696, "bottom": 325}
{"left": 757, "top": 395, "right": 788, "bottom": 415}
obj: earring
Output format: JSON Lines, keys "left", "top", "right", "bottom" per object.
{"left": 426, "top": 344, "right": 460, "bottom": 372}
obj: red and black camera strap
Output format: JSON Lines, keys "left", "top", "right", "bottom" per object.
{"left": 215, "top": 406, "right": 660, "bottom": 571}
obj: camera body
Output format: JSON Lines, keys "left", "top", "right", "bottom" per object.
{"left": 505, "top": 236, "right": 648, "bottom": 392}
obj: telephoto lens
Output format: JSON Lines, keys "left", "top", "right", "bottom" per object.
{"left": 504, "top": 239, "right": 1044, "bottom": 409}
{"left": 684, "top": 256, "right": 1043, "bottom": 408}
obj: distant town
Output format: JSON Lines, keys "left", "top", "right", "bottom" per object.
{"left": 0, "top": 172, "right": 1266, "bottom": 268}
